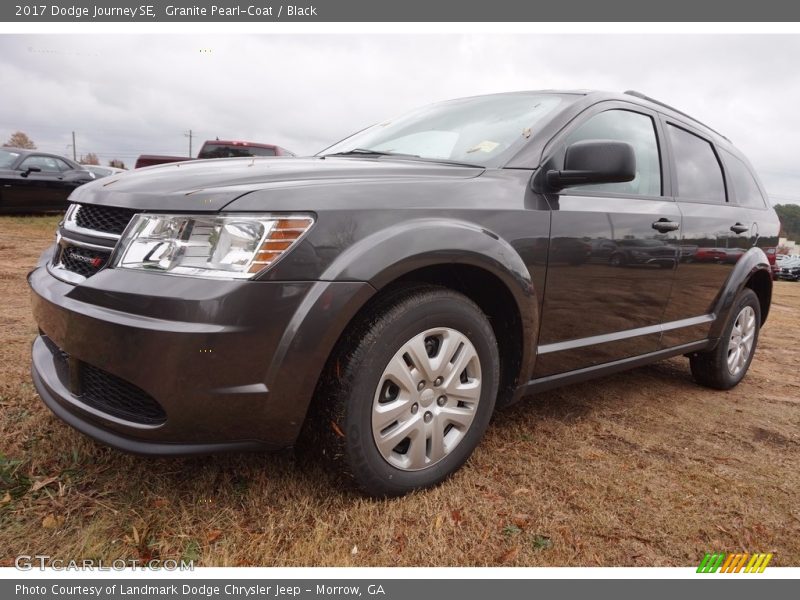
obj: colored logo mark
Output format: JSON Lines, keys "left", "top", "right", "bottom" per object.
{"left": 697, "top": 552, "right": 773, "bottom": 573}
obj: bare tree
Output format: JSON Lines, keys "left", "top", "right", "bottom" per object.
{"left": 108, "top": 159, "right": 126, "bottom": 169}
{"left": 3, "top": 131, "right": 36, "bottom": 149}
{"left": 79, "top": 153, "right": 100, "bottom": 166}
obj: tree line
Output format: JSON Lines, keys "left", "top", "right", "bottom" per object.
{"left": 774, "top": 204, "right": 800, "bottom": 245}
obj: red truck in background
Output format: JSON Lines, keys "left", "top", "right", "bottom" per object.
{"left": 134, "top": 140, "right": 295, "bottom": 169}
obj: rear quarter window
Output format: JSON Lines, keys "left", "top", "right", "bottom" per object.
{"left": 722, "top": 149, "right": 767, "bottom": 209}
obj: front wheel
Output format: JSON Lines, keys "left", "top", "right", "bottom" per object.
{"left": 308, "top": 286, "right": 499, "bottom": 497}
{"left": 690, "top": 288, "right": 761, "bottom": 390}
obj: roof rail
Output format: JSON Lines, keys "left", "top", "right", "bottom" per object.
{"left": 623, "top": 90, "right": 730, "bottom": 142}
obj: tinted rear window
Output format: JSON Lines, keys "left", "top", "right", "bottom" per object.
{"left": 198, "top": 144, "right": 276, "bottom": 158}
{"left": 667, "top": 124, "right": 726, "bottom": 203}
{"left": 722, "top": 149, "right": 766, "bottom": 209}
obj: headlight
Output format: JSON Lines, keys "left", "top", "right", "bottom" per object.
{"left": 114, "top": 213, "right": 314, "bottom": 279}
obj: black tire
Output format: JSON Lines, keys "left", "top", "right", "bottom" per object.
{"left": 690, "top": 288, "right": 761, "bottom": 390}
{"left": 303, "top": 285, "right": 499, "bottom": 497}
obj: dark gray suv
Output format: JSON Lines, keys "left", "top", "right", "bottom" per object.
{"left": 29, "top": 90, "right": 779, "bottom": 496}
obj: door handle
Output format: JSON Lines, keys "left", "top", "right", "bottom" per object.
{"left": 730, "top": 222, "right": 750, "bottom": 234}
{"left": 652, "top": 218, "right": 680, "bottom": 233}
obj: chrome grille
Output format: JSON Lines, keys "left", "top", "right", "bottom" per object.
{"left": 53, "top": 203, "right": 138, "bottom": 282}
{"left": 74, "top": 204, "right": 135, "bottom": 236}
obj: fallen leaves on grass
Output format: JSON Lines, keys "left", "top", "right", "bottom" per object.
{"left": 41, "top": 514, "right": 64, "bottom": 529}
{"left": 30, "top": 476, "right": 59, "bottom": 493}
{"left": 207, "top": 529, "right": 223, "bottom": 544}
{"left": 497, "top": 546, "right": 519, "bottom": 563}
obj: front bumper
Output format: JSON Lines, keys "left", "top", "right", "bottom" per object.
{"left": 29, "top": 256, "right": 373, "bottom": 454}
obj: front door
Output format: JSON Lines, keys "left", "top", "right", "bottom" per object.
{"left": 534, "top": 105, "right": 680, "bottom": 377}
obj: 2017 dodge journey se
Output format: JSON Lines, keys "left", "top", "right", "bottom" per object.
{"left": 29, "top": 90, "right": 779, "bottom": 496}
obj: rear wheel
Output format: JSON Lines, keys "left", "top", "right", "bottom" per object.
{"left": 306, "top": 285, "right": 499, "bottom": 497}
{"left": 690, "top": 288, "right": 761, "bottom": 390}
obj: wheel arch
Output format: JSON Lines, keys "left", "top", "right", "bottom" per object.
{"left": 320, "top": 218, "right": 539, "bottom": 400}
{"left": 273, "top": 222, "right": 540, "bottom": 445}
{"left": 368, "top": 263, "right": 532, "bottom": 408}
{"left": 709, "top": 247, "right": 772, "bottom": 341}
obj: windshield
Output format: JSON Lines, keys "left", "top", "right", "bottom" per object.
{"left": 0, "top": 149, "right": 20, "bottom": 168}
{"left": 319, "top": 93, "right": 566, "bottom": 167}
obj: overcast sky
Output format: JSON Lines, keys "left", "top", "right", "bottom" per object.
{"left": 1, "top": 34, "right": 799, "bottom": 204}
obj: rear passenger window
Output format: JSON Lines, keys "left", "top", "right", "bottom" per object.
{"left": 562, "top": 109, "right": 661, "bottom": 197}
{"left": 722, "top": 150, "right": 767, "bottom": 208}
{"left": 667, "top": 125, "right": 726, "bottom": 203}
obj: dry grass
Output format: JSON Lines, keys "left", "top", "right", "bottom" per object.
{"left": 1, "top": 215, "right": 799, "bottom": 567}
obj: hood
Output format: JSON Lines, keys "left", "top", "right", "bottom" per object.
{"left": 68, "top": 156, "right": 484, "bottom": 211}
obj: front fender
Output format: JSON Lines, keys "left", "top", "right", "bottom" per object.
{"left": 321, "top": 218, "right": 533, "bottom": 290}
{"left": 270, "top": 219, "right": 540, "bottom": 444}
{"left": 321, "top": 217, "right": 539, "bottom": 391}
{"left": 708, "top": 246, "right": 772, "bottom": 340}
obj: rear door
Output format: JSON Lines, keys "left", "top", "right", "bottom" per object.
{"left": 534, "top": 103, "right": 681, "bottom": 377}
{"left": 660, "top": 121, "right": 750, "bottom": 347}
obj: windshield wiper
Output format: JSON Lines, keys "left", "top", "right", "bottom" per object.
{"left": 322, "top": 148, "right": 479, "bottom": 167}
{"left": 323, "top": 148, "right": 421, "bottom": 158}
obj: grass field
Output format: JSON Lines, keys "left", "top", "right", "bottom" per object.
{"left": 1, "top": 215, "right": 798, "bottom": 567}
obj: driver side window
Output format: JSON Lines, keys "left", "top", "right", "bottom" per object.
{"left": 19, "top": 155, "right": 60, "bottom": 173}
{"left": 562, "top": 109, "right": 662, "bottom": 197}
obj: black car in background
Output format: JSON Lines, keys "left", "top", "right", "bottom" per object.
{"left": 0, "top": 148, "right": 94, "bottom": 213}
{"left": 776, "top": 257, "right": 800, "bottom": 281}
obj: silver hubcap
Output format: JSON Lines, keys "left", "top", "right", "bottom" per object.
{"left": 727, "top": 305, "right": 756, "bottom": 376}
{"left": 371, "top": 327, "right": 482, "bottom": 471}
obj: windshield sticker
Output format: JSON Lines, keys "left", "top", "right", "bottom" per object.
{"left": 467, "top": 140, "right": 500, "bottom": 154}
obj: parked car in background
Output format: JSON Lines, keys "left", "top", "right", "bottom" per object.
{"left": 776, "top": 256, "right": 800, "bottom": 281}
{"left": 134, "top": 155, "right": 192, "bottom": 169}
{"left": 135, "top": 140, "right": 295, "bottom": 169}
{"left": 197, "top": 140, "right": 295, "bottom": 158}
{"left": 763, "top": 247, "right": 778, "bottom": 279}
{"left": 83, "top": 165, "right": 126, "bottom": 179}
{"left": 0, "top": 148, "right": 94, "bottom": 213}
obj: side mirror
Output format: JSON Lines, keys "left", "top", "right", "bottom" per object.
{"left": 546, "top": 140, "right": 636, "bottom": 191}
{"left": 21, "top": 166, "right": 42, "bottom": 178}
